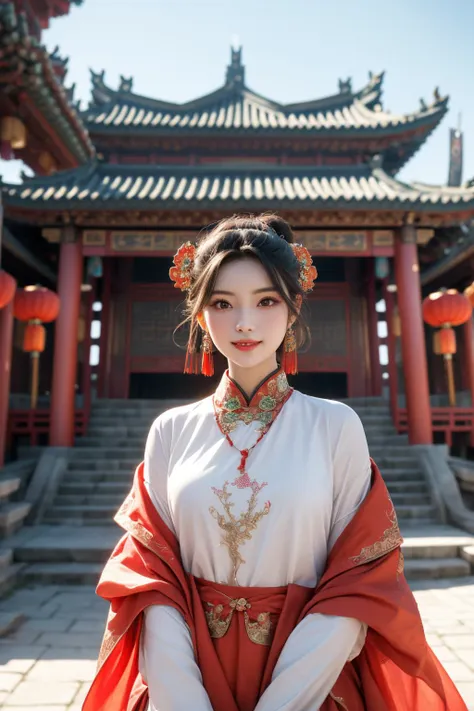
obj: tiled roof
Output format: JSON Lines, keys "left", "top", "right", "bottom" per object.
{"left": 84, "top": 51, "right": 447, "bottom": 140}
{"left": 5, "top": 161, "right": 474, "bottom": 213}
{"left": 0, "top": 3, "right": 93, "bottom": 165}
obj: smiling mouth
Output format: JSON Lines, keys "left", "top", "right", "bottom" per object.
{"left": 232, "top": 341, "right": 261, "bottom": 350}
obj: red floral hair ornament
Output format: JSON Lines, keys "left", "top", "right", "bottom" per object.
{"left": 291, "top": 244, "right": 318, "bottom": 292}
{"left": 169, "top": 240, "right": 317, "bottom": 293}
{"left": 169, "top": 241, "right": 196, "bottom": 292}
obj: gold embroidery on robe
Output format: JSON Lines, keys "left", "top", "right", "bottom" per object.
{"left": 210, "top": 480, "right": 271, "bottom": 584}
{"left": 397, "top": 549, "right": 405, "bottom": 579}
{"left": 205, "top": 603, "right": 233, "bottom": 639}
{"left": 350, "top": 502, "right": 403, "bottom": 567}
{"left": 244, "top": 611, "right": 274, "bottom": 646}
{"left": 214, "top": 369, "right": 292, "bottom": 435}
{"left": 205, "top": 598, "right": 274, "bottom": 646}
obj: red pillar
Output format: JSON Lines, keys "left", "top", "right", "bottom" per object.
{"left": 0, "top": 300, "right": 14, "bottom": 467}
{"left": 394, "top": 224, "right": 432, "bottom": 444}
{"left": 463, "top": 315, "right": 474, "bottom": 405}
{"left": 50, "top": 233, "right": 83, "bottom": 447}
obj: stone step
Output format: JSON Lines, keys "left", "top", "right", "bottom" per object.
{"left": 71, "top": 448, "right": 143, "bottom": 459}
{"left": 43, "top": 505, "right": 121, "bottom": 523}
{"left": 89, "top": 408, "right": 181, "bottom": 418}
{"left": 461, "top": 546, "right": 474, "bottom": 566}
{"left": 20, "top": 562, "right": 103, "bottom": 586}
{"left": 76, "top": 438, "right": 146, "bottom": 449}
{"left": 0, "top": 548, "right": 13, "bottom": 569}
{"left": 380, "top": 468, "right": 424, "bottom": 479}
{"left": 371, "top": 456, "right": 420, "bottom": 468}
{"left": 384, "top": 481, "right": 428, "bottom": 493}
{"left": 403, "top": 557, "right": 471, "bottom": 580}
{"left": 366, "top": 435, "right": 409, "bottom": 444}
{"left": 63, "top": 472, "right": 135, "bottom": 484}
{"left": 93, "top": 398, "right": 189, "bottom": 407}
{"left": 69, "top": 459, "right": 139, "bottom": 471}
{"left": 394, "top": 505, "right": 438, "bottom": 520}
{"left": 0, "top": 611, "right": 25, "bottom": 637}
{"left": 0, "top": 563, "right": 24, "bottom": 597}
{"left": 0, "top": 502, "right": 31, "bottom": 538}
{"left": 0, "top": 476, "right": 21, "bottom": 500}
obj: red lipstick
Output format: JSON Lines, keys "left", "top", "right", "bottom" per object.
{"left": 232, "top": 340, "right": 261, "bottom": 351}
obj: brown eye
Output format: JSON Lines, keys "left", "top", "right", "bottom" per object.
{"left": 260, "top": 298, "right": 279, "bottom": 307}
{"left": 212, "top": 300, "right": 231, "bottom": 309}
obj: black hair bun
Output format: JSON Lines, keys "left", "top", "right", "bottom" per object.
{"left": 259, "top": 214, "right": 294, "bottom": 244}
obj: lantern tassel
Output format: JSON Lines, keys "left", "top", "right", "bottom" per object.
{"left": 30, "top": 353, "right": 40, "bottom": 410}
{"left": 444, "top": 354, "right": 456, "bottom": 408}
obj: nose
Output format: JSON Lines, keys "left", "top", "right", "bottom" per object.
{"left": 236, "top": 318, "right": 255, "bottom": 333}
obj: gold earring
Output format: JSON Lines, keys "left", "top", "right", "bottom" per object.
{"left": 281, "top": 325, "right": 297, "bottom": 375}
{"left": 201, "top": 331, "right": 214, "bottom": 377}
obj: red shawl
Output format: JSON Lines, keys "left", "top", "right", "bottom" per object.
{"left": 82, "top": 460, "right": 467, "bottom": 711}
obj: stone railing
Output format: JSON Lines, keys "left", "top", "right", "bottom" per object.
{"left": 449, "top": 457, "right": 474, "bottom": 511}
{"left": 414, "top": 445, "right": 474, "bottom": 534}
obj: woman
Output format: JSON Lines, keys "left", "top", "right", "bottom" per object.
{"left": 83, "top": 214, "right": 467, "bottom": 711}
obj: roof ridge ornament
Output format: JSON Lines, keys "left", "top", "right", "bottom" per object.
{"left": 225, "top": 46, "right": 245, "bottom": 88}
{"left": 119, "top": 76, "right": 134, "bottom": 93}
{"left": 338, "top": 78, "right": 352, "bottom": 95}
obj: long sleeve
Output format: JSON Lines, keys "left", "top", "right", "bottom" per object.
{"left": 139, "top": 606, "right": 213, "bottom": 711}
{"left": 255, "top": 405, "right": 371, "bottom": 711}
{"left": 139, "top": 416, "right": 213, "bottom": 711}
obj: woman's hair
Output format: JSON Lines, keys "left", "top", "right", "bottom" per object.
{"left": 174, "top": 213, "right": 312, "bottom": 360}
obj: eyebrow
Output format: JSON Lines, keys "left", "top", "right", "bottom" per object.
{"left": 211, "top": 287, "right": 279, "bottom": 296}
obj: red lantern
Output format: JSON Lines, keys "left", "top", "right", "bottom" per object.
{"left": 0, "top": 270, "right": 16, "bottom": 309}
{"left": 14, "top": 285, "right": 60, "bottom": 323}
{"left": 422, "top": 288, "right": 472, "bottom": 328}
{"left": 23, "top": 323, "right": 46, "bottom": 353}
{"left": 438, "top": 327, "right": 456, "bottom": 355}
{"left": 465, "top": 282, "right": 474, "bottom": 308}
{"left": 422, "top": 288, "right": 472, "bottom": 407}
{"left": 13, "top": 285, "right": 60, "bottom": 409}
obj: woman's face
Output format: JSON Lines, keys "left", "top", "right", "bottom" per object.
{"left": 200, "top": 257, "right": 296, "bottom": 375}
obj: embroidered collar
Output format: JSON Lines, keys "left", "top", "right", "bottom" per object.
{"left": 213, "top": 367, "right": 293, "bottom": 435}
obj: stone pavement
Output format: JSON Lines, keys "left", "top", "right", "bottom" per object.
{"left": 0, "top": 579, "right": 473, "bottom": 710}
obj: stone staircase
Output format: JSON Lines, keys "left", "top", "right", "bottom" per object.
{"left": 0, "top": 462, "right": 33, "bottom": 632}
{"left": 10, "top": 396, "right": 474, "bottom": 584}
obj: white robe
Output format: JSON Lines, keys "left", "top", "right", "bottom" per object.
{"left": 139, "top": 375, "right": 371, "bottom": 711}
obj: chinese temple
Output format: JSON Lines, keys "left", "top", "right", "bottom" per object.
{"left": 2, "top": 43, "right": 474, "bottom": 461}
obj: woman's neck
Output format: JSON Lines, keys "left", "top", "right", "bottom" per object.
{"left": 228, "top": 357, "right": 280, "bottom": 403}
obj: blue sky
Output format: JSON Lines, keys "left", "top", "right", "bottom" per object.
{"left": 1, "top": 0, "right": 473, "bottom": 185}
